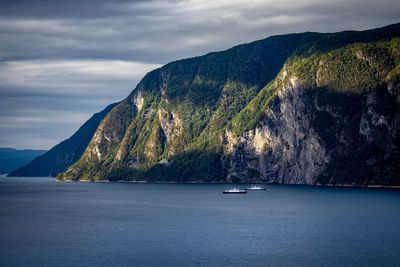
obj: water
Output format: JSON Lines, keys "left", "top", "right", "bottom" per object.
{"left": 1, "top": 177, "right": 400, "bottom": 267}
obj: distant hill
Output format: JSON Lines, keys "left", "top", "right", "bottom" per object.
{"left": 8, "top": 103, "right": 118, "bottom": 177}
{"left": 0, "top": 148, "right": 46, "bottom": 174}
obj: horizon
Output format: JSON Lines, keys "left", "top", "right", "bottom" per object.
{"left": 1, "top": 0, "right": 399, "bottom": 150}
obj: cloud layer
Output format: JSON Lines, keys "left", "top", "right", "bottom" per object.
{"left": 0, "top": 0, "right": 399, "bottom": 149}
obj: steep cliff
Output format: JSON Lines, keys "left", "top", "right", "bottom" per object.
{"left": 59, "top": 23, "right": 400, "bottom": 185}
{"left": 9, "top": 103, "right": 118, "bottom": 177}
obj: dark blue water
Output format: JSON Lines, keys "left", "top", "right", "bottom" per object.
{"left": 1, "top": 177, "right": 400, "bottom": 267}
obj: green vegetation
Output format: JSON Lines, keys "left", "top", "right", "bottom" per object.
{"left": 58, "top": 23, "right": 400, "bottom": 184}
{"left": 192, "top": 81, "right": 259, "bottom": 150}
{"left": 230, "top": 81, "right": 278, "bottom": 136}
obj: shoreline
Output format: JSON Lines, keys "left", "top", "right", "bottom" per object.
{"left": 53, "top": 178, "right": 400, "bottom": 190}
{"left": 4, "top": 175, "right": 399, "bottom": 190}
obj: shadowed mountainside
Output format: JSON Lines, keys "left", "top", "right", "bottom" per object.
{"left": 0, "top": 148, "right": 46, "bottom": 174}
{"left": 9, "top": 103, "right": 118, "bottom": 177}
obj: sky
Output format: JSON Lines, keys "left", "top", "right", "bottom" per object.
{"left": 0, "top": 0, "right": 399, "bottom": 149}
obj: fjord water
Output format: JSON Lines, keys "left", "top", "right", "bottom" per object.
{"left": 1, "top": 177, "right": 400, "bottom": 267}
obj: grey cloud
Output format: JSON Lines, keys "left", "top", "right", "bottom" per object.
{"left": 0, "top": 58, "right": 158, "bottom": 149}
{"left": 1, "top": 0, "right": 399, "bottom": 63}
{"left": 0, "top": 0, "right": 399, "bottom": 149}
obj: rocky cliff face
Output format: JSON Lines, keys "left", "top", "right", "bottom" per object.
{"left": 226, "top": 76, "right": 329, "bottom": 184}
{"left": 227, "top": 75, "right": 400, "bottom": 185}
{"left": 59, "top": 23, "right": 400, "bottom": 185}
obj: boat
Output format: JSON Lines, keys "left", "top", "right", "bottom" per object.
{"left": 245, "top": 185, "right": 267, "bottom": 191}
{"left": 222, "top": 187, "right": 247, "bottom": 194}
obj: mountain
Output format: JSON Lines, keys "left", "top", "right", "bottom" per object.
{"left": 0, "top": 148, "right": 46, "bottom": 174}
{"left": 9, "top": 103, "right": 118, "bottom": 177}
{"left": 59, "top": 23, "right": 400, "bottom": 186}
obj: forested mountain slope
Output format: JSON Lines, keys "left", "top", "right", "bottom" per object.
{"left": 60, "top": 23, "right": 400, "bottom": 185}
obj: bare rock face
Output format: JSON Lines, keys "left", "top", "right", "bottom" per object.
{"left": 262, "top": 77, "right": 329, "bottom": 184}
{"left": 228, "top": 75, "right": 400, "bottom": 185}
{"left": 228, "top": 77, "right": 329, "bottom": 184}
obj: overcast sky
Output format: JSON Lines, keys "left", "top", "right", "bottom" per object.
{"left": 0, "top": 0, "right": 399, "bottom": 149}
